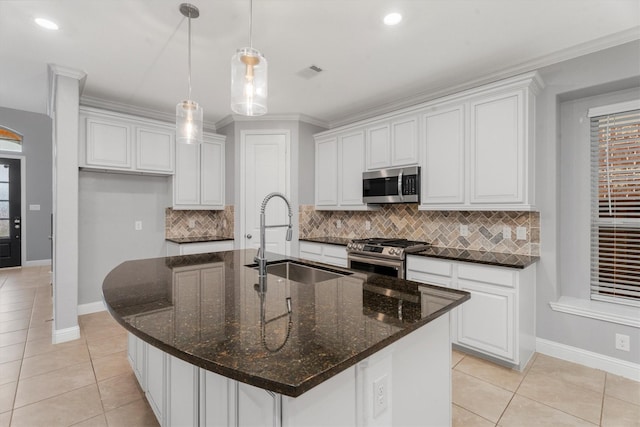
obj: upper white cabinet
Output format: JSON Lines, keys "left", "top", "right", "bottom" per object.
{"left": 79, "top": 107, "right": 174, "bottom": 175}
{"left": 315, "top": 130, "right": 375, "bottom": 210}
{"left": 366, "top": 115, "right": 419, "bottom": 170}
{"left": 420, "top": 73, "right": 541, "bottom": 210}
{"left": 172, "top": 133, "right": 225, "bottom": 210}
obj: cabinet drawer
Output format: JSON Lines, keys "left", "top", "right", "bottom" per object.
{"left": 406, "top": 256, "right": 453, "bottom": 277}
{"left": 299, "top": 242, "right": 322, "bottom": 255}
{"left": 323, "top": 244, "right": 347, "bottom": 259}
{"left": 457, "top": 263, "right": 515, "bottom": 288}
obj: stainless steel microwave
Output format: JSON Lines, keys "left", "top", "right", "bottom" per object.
{"left": 362, "top": 166, "right": 420, "bottom": 204}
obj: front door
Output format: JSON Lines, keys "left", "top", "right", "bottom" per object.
{"left": 241, "top": 131, "right": 289, "bottom": 255}
{"left": 0, "top": 158, "right": 21, "bottom": 267}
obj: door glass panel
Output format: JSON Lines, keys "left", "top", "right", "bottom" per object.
{"left": 0, "top": 220, "right": 8, "bottom": 238}
{"left": 0, "top": 165, "right": 8, "bottom": 182}
{"left": 0, "top": 202, "right": 8, "bottom": 218}
{"left": 0, "top": 183, "right": 6, "bottom": 201}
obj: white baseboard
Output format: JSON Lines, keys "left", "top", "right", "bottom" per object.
{"left": 78, "top": 300, "right": 106, "bottom": 315}
{"left": 24, "top": 259, "right": 52, "bottom": 267}
{"left": 53, "top": 325, "right": 81, "bottom": 344}
{"left": 536, "top": 337, "right": 640, "bottom": 382}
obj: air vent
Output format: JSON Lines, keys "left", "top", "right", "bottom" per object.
{"left": 296, "top": 65, "right": 324, "bottom": 80}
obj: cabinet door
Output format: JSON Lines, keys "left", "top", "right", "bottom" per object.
{"left": 174, "top": 142, "right": 201, "bottom": 205}
{"left": 136, "top": 126, "right": 174, "bottom": 173}
{"left": 237, "top": 383, "right": 278, "bottom": 427}
{"left": 391, "top": 116, "right": 419, "bottom": 166}
{"left": 339, "top": 131, "right": 365, "bottom": 206}
{"left": 315, "top": 138, "right": 338, "bottom": 206}
{"left": 167, "top": 355, "right": 199, "bottom": 427}
{"left": 323, "top": 244, "right": 348, "bottom": 267}
{"left": 366, "top": 124, "right": 390, "bottom": 170}
{"left": 85, "top": 117, "right": 132, "bottom": 169}
{"left": 145, "top": 344, "right": 166, "bottom": 425}
{"left": 201, "top": 140, "right": 225, "bottom": 207}
{"left": 469, "top": 91, "right": 523, "bottom": 204}
{"left": 456, "top": 279, "right": 515, "bottom": 362}
{"left": 422, "top": 106, "right": 465, "bottom": 205}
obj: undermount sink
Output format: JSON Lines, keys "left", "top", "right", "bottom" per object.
{"left": 249, "top": 260, "right": 351, "bottom": 283}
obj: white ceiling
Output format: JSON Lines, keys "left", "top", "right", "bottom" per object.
{"left": 1, "top": 0, "right": 639, "bottom": 128}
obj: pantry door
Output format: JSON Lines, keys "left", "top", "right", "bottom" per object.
{"left": 241, "top": 130, "right": 290, "bottom": 256}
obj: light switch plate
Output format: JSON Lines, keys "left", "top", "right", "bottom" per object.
{"left": 460, "top": 224, "right": 469, "bottom": 237}
{"left": 516, "top": 226, "right": 526, "bottom": 240}
{"left": 503, "top": 226, "right": 512, "bottom": 240}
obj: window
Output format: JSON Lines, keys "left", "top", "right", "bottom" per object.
{"left": 589, "top": 101, "right": 640, "bottom": 306}
{"left": 0, "top": 127, "right": 23, "bottom": 152}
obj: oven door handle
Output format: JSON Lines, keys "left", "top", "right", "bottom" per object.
{"left": 348, "top": 253, "right": 403, "bottom": 269}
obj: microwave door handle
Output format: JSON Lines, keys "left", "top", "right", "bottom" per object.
{"left": 398, "top": 171, "right": 404, "bottom": 201}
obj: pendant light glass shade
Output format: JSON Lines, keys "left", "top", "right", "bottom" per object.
{"left": 231, "top": 47, "right": 268, "bottom": 116}
{"left": 176, "top": 3, "right": 203, "bottom": 144}
{"left": 176, "top": 99, "right": 203, "bottom": 144}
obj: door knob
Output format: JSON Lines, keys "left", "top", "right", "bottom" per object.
{"left": 245, "top": 234, "right": 252, "bottom": 239}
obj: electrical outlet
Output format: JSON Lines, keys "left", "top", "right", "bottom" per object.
{"left": 188, "top": 219, "right": 196, "bottom": 229}
{"left": 373, "top": 375, "right": 388, "bottom": 418}
{"left": 615, "top": 333, "right": 630, "bottom": 352}
{"left": 336, "top": 219, "right": 342, "bottom": 229}
{"left": 516, "top": 226, "right": 527, "bottom": 240}
{"left": 134, "top": 220, "right": 142, "bottom": 231}
{"left": 503, "top": 226, "right": 512, "bottom": 240}
{"left": 460, "top": 224, "right": 469, "bottom": 237}
{"left": 365, "top": 220, "right": 371, "bottom": 231}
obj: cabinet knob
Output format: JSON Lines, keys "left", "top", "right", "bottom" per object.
{"left": 245, "top": 234, "right": 252, "bottom": 239}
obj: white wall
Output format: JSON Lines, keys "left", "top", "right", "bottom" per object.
{"left": 78, "top": 171, "right": 169, "bottom": 305}
{"left": 536, "top": 40, "right": 640, "bottom": 364}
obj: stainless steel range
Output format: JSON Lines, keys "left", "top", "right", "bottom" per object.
{"left": 346, "top": 238, "right": 430, "bottom": 279}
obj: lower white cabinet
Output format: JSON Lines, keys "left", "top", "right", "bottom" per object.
{"left": 166, "top": 240, "right": 234, "bottom": 256}
{"left": 298, "top": 241, "right": 347, "bottom": 268}
{"left": 406, "top": 255, "right": 535, "bottom": 370}
{"left": 146, "top": 344, "right": 166, "bottom": 423}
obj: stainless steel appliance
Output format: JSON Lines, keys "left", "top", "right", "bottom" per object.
{"left": 362, "top": 166, "right": 420, "bottom": 204}
{"left": 346, "top": 238, "right": 430, "bottom": 279}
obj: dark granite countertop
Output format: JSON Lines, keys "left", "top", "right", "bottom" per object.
{"left": 299, "top": 236, "right": 539, "bottom": 269}
{"left": 300, "top": 236, "right": 352, "bottom": 246}
{"left": 102, "top": 249, "right": 469, "bottom": 397}
{"left": 166, "top": 236, "right": 234, "bottom": 244}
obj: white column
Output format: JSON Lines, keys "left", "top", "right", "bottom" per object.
{"left": 48, "top": 64, "right": 86, "bottom": 343}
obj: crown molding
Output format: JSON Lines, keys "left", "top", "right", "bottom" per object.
{"left": 79, "top": 96, "right": 218, "bottom": 132}
{"left": 328, "top": 28, "right": 640, "bottom": 128}
{"left": 215, "top": 113, "right": 328, "bottom": 130}
{"left": 47, "top": 64, "right": 87, "bottom": 116}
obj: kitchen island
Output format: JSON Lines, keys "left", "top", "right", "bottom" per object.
{"left": 102, "top": 249, "right": 469, "bottom": 427}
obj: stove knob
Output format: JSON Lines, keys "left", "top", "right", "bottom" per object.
{"left": 388, "top": 248, "right": 395, "bottom": 255}
{"left": 347, "top": 243, "right": 352, "bottom": 250}
{"left": 358, "top": 244, "right": 364, "bottom": 250}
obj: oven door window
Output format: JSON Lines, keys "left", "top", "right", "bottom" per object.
{"left": 363, "top": 177, "right": 399, "bottom": 197}
{"left": 350, "top": 259, "right": 400, "bottom": 278}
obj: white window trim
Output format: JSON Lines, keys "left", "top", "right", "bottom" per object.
{"left": 550, "top": 296, "right": 640, "bottom": 328}
{"left": 588, "top": 99, "right": 640, "bottom": 118}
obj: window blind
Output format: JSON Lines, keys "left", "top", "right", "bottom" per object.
{"left": 590, "top": 105, "right": 640, "bottom": 306}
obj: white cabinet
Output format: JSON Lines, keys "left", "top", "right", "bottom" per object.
{"left": 298, "top": 241, "right": 348, "bottom": 268}
{"left": 315, "top": 131, "right": 375, "bottom": 210}
{"left": 366, "top": 115, "right": 419, "bottom": 170}
{"left": 172, "top": 134, "right": 225, "bottom": 210}
{"left": 422, "top": 105, "right": 465, "bottom": 205}
{"left": 406, "top": 255, "right": 535, "bottom": 370}
{"left": 420, "top": 72, "right": 541, "bottom": 211}
{"left": 80, "top": 107, "right": 174, "bottom": 175}
{"left": 145, "top": 343, "right": 166, "bottom": 424}
{"left": 166, "top": 240, "right": 233, "bottom": 256}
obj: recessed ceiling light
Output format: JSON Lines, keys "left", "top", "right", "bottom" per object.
{"left": 35, "top": 18, "right": 59, "bottom": 30}
{"left": 383, "top": 12, "right": 402, "bottom": 26}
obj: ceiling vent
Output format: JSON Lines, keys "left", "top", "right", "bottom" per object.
{"left": 296, "top": 65, "right": 323, "bottom": 80}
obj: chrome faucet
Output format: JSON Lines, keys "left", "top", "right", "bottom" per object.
{"left": 255, "top": 192, "right": 293, "bottom": 277}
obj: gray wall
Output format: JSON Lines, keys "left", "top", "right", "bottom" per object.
{"left": 536, "top": 40, "right": 640, "bottom": 363}
{"left": 78, "top": 171, "right": 169, "bottom": 305}
{"left": 0, "top": 106, "right": 53, "bottom": 262}
{"left": 299, "top": 121, "right": 327, "bottom": 205}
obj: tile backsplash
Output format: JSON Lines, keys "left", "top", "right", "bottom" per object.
{"left": 299, "top": 205, "right": 539, "bottom": 256}
{"left": 165, "top": 206, "right": 234, "bottom": 239}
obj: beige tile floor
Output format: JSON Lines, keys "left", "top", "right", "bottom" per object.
{"left": 1, "top": 266, "right": 639, "bottom": 426}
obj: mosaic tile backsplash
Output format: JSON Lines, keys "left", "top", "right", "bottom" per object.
{"left": 165, "top": 206, "right": 234, "bottom": 239}
{"left": 299, "top": 205, "right": 539, "bottom": 256}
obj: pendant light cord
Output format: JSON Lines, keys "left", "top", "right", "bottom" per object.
{"left": 187, "top": 10, "right": 192, "bottom": 100}
{"left": 249, "top": 0, "right": 253, "bottom": 48}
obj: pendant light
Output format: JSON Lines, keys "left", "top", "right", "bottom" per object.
{"left": 176, "top": 3, "right": 203, "bottom": 144}
{"left": 231, "top": 0, "right": 267, "bottom": 116}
